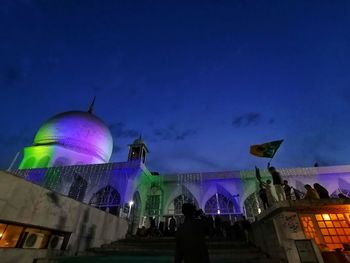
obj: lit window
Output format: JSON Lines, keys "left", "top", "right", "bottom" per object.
{"left": 322, "top": 214, "right": 331, "bottom": 221}
{"left": 0, "top": 224, "right": 6, "bottom": 238}
{"left": 0, "top": 225, "right": 23, "bottom": 248}
{"left": 313, "top": 212, "right": 350, "bottom": 250}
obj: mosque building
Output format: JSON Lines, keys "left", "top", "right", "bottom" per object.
{"left": 1, "top": 103, "right": 350, "bottom": 263}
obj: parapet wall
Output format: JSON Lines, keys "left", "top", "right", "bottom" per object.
{"left": 0, "top": 171, "right": 128, "bottom": 263}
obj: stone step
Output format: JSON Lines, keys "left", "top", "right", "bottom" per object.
{"left": 35, "top": 255, "right": 283, "bottom": 263}
{"left": 83, "top": 237, "right": 281, "bottom": 263}
{"left": 91, "top": 247, "right": 264, "bottom": 255}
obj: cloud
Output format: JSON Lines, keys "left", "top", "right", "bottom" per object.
{"left": 2, "top": 65, "right": 22, "bottom": 86}
{"left": 232, "top": 112, "right": 261, "bottom": 128}
{"left": 109, "top": 122, "right": 139, "bottom": 138}
{"left": 112, "top": 144, "right": 122, "bottom": 153}
{"left": 153, "top": 124, "right": 197, "bottom": 141}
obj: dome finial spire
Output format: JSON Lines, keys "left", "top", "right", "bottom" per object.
{"left": 88, "top": 96, "right": 96, "bottom": 114}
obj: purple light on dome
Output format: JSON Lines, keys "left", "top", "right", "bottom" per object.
{"left": 33, "top": 111, "right": 113, "bottom": 163}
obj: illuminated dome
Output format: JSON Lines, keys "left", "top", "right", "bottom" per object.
{"left": 33, "top": 111, "right": 113, "bottom": 163}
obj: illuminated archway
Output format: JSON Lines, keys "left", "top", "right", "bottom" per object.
{"left": 167, "top": 194, "right": 199, "bottom": 215}
{"left": 89, "top": 185, "right": 121, "bottom": 215}
{"left": 204, "top": 193, "right": 237, "bottom": 215}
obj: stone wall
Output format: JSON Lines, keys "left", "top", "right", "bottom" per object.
{"left": 0, "top": 171, "right": 128, "bottom": 263}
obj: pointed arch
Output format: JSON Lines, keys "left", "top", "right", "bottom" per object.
{"left": 53, "top": 157, "right": 70, "bottom": 167}
{"left": 21, "top": 157, "right": 36, "bottom": 169}
{"left": 37, "top": 156, "right": 50, "bottom": 168}
{"left": 89, "top": 185, "right": 121, "bottom": 215}
{"left": 68, "top": 175, "right": 88, "bottom": 202}
{"left": 204, "top": 193, "right": 238, "bottom": 215}
{"left": 167, "top": 194, "right": 199, "bottom": 215}
{"left": 145, "top": 184, "right": 163, "bottom": 216}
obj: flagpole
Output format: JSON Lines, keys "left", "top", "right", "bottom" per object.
{"left": 267, "top": 143, "right": 281, "bottom": 168}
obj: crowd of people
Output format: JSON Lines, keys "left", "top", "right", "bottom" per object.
{"left": 136, "top": 209, "right": 251, "bottom": 243}
{"left": 258, "top": 166, "right": 348, "bottom": 210}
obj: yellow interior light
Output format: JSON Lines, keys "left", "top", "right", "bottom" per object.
{"left": 322, "top": 214, "right": 331, "bottom": 221}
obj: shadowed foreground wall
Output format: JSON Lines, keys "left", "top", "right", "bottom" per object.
{"left": 0, "top": 171, "right": 128, "bottom": 263}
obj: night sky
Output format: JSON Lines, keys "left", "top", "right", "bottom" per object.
{"left": 1, "top": 1, "right": 350, "bottom": 173}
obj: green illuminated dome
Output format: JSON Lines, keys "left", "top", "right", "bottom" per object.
{"left": 33, "top": 111, "right": 113, "bottom": 163}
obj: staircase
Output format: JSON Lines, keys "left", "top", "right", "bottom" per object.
{"left": 86, "top": 237, "right": 282, "bottom": 263}
{"left": 35, "top": 237, "right": 283, "bottom": 263}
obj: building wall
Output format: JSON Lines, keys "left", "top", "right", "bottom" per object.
{"left": 0, "top": 171, "right": 128, "bottom": 263}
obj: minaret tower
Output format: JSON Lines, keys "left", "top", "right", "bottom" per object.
{"left": 128, "top": 136, "right": 149, "bottom": 164}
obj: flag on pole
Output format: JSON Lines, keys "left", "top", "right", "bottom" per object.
{"left": 250, "top": 139, "right": 283, "bottom": 158}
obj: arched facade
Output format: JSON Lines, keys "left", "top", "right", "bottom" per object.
{"left": 68, "top": 175, "right": 88, "bottom": 202}
{"left": 167, "top": 194, "right": 199, "bottom": 215}
{"left": 145, "top": 184, "right": 163, "bottom": 217}
{"left": 89, "top": 185, "right": 121, "bottom": 216}
{"left": 204, "top": 193, "right": 238, "bottom": 215}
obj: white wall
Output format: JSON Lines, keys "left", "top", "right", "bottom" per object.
{"left": 0, "top": 171, "right": 128, "bottom": 263}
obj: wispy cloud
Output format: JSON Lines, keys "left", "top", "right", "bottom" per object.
{"left": 153, "top": 124, "right": 197, "bottom": 141}
{"left": 109, "top": 122, "right": 139, "bottom": 138}
{"left": 232, "top": 112, "right": 261, "bottom": 128}
{"left": 2, "top": 65, "right": 23, "bottom": 86}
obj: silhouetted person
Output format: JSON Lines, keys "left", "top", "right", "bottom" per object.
{"left": 240, "top": 217, "right": 251, "bottom": 244}
{"left": 175, "top": 203, "right": 210, "bottom": 263}
{"left": 313, "top": 183, "right": 330, "bottom": 199}
{"left": 263, "top": 179, "right": 276, "bottom": 205}
{"left": 283, "top": 180, "right": 292, "bottom": 200}
{"left": 304, "top": 184, "right": 320, "bottom": 200}
{"left": 268, "top": 166, "right": 285, "bottom": 201}
{"left": 232, "top": 222, "right": 242, "bottom": 241}
{"left": 259, "top": 183, "right": 269, "bottom": 209}
{"left": 293, "top": 187, "right": 302, "bottom": 200}
{"left": 207, "top": 216, "right": 215, "bottom": 238}
{"left": 214, "top": 216, "right": 222, "bottom": 237}
{"left": 169, "top": 216, "right": 177, "bottom": 235}
{"left": 148, "top": 217, "right": 159, "bottom": 237}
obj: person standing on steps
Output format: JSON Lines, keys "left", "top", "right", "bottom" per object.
{"left": 268, "top": 166, "right": 286, "bottom": 201}
{"left": 259, "top": 183, "right": 269, "bottom": 209}
{"left": 175, "top": 203, "right": 210, "bottom": 263}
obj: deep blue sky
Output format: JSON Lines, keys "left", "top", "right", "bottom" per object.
{"left": 1, "top": 0, "right": 350, "bottom": 173}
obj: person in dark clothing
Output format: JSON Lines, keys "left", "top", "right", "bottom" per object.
{"left": 268, "top": 166, "right": 285, "bottom": 201}
{"left": 259, "top": 183, "right": 269, "bottom": 209}
{"left": 207, "top": 215, "right": 215, "bottom": 238}
{"left": 240, "top": 217, "right": 251, "bottom": 244}
{"left": 313, "top": 183, "right": 330, "bottom": 199}
{"left": 283, "top": 180, "right": 292, "bottom": 200}
{"left": 214, "top": 216, "right": 222, "bottom": 237}
{"left": 293, "top": 187, "right": 302, "bottom": 200}
{"left": 175, "top": 203, "right": 210, "bottom": 263}
{"left": 169, "top": 216, "right": 177, "bottom": 235}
